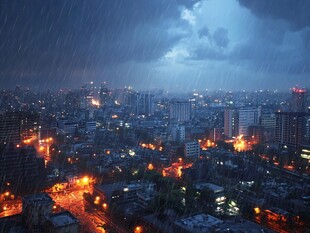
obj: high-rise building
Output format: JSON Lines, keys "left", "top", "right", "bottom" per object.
{"left": 171, "top": 125, "right": 186, "bottom": 142}
{"left": 80, "top": 82, "right": 98, "bottom": 109}
{"left": 224, "top": 108, "right": 239, "bottom": 138}
{"left": 169, "top": 100, "right": 191, "bottom": 122}
{"left": 0, "top": 113, "right": 21, "bottom": 144}
{"left": 248, "top": 125, "right": 264, "bottom": 143}
{"left": 210, "top": 128, "right": 224, "bottom": 142}
{"left": 99, "top": 83, "right": 109, "bottom": 106}
{"left": 130, "top": 93, "right": 154, "bottom": 116}
{"left": 261, "top": 110, "right": 276, "bottom": 142}
{"left": 0, "top": 112, "right": 40, "bottom": 144}
{"left": 20, "top": 112, "right": 40, "bottom": 141}
{"left": 238, "top": 107, "right": 261, "bottom": 136}
{"left": 0, "top": 145, "right": 42, "bottom": 188}
{"left": 275, "top": 112, "right": 307, "bottom": 150}
{"left": 291, "top": 87, "right": 307, "bottom": 112}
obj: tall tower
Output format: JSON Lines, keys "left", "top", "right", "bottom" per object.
{"left": 169, "top": 100, "right": 191, "bottom": 122}
{"left": 130, "top": 93, "right": 154, "bottom": 116}
{"left": 99, "top": 83, "right": 109, "bottom": 106}
{"left": 275, "top": 112, "right": 307, "bottom": 150}
{"left": 291, "top": 87, "right": 307, "bottom": 112}
{"left": 224, "top": 108, "right": 239, "bottom": 138}
{"left": 238, "top": 107, "right": 261, "bottom": 136}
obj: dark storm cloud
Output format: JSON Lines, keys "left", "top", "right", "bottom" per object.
{"left": 192, "top": 27, "right": 229, "bottom": 60}
{"left": 198, "top": 26, "right": 210, "bottom": 38}
{"left": 193, "top": 46, "right": 226, "bottom": 60}
{"left": 0, "top": 0, "right": 198, "bottom": 87}
{"left": 238, "top": 0, "right": 310, "bottom": 31}
{"left": 212, "top": 28, "right": 229, "bottom": 48}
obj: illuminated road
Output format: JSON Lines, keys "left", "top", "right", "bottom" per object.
{"left": 49, "top": 186, "right": 106, "bottom": 233}
{"left": 0, "top": 185, "right": 129, "bottom": 233}
{"left": 49, "top": 186, "right": 129, "bottom": 233}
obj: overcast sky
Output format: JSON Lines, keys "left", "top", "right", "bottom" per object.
{"left": 0, "top": 0, "right": 310, "bottom": 91}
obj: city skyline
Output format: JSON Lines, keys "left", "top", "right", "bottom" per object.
{"left": 1, "top": 1, "right": 310, "bottom": 233}
{"left": 0, "top": 0, "right": 310, "bottom": 91}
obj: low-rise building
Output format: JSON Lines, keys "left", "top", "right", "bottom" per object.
{"left": 185, "top": 141, "right": 200, "bottom": 157}
{"left": 22, "top": 193, "right": 54, "bottom": 232}
{"left": 173, "top": 214, "right": 223, "bottom": 233}
{"left": 47, "top": 211, "right": 80, "bottom": 233}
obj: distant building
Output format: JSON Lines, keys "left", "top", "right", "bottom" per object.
{"left": 291, "top": 87, "right": 307, "bottom": 112}
{"left": 275, "top": 112, "right": 307, "bottom": 150}
{"left": 210, "top": 128, "right": 224, "bottom": 142}
{"left": 0, "top": 113, "right": 21, "bottom": 144}
{"left": 248, "top": 125, "right": 264, "bottom": 144}
{"left": 130, "top": 93, "right": 154, "bottom": 116}
{"left": 238, "top": 107, "right": 261, "bottom": 136}
{"left": 94, "top": 181, "right": 155, "bottom": 207}
{"left": 169, "top": 100, "right": 191, "bottom": 122}
{"left": 185, "top": 141, "right": 200, "bottom": 157}
{"left": 57, "top": 119, "right": 78, "bottom": 135}
{"left": 171, "top": 125, "right": 186, "bottom": 142}
{"left": 99, "top": 83, "right": 109, "bottom": 106}
{"left": 85, "top": 121, "right": 96, "bottom": 132}
{"left": 224, "top": 108, "right": 239, "bottom": 138}
{"left": 261, "top": 110, "right": 276, "bottom": 142}
{"left": 0, "top": 112, "right": 40, "bottom": 144}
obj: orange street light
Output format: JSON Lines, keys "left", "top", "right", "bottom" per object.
{"left": 82, "top": 176, "right": 89, "bottom": 185}
{"left": 134, "top": 226, "right": 142, "bottom": 233}
{"left": 254, "top": 207, "right": 261, "bottom": 214}
{"left": 148, "top": 163, "right": 154, "bottom": 170}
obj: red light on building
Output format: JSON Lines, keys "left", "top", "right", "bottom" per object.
{"left": 292, "top": 87, "right": 306, "bottom": 93}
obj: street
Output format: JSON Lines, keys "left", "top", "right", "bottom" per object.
{"left": 0, "top": 184, "right": 129, "bottom": 233}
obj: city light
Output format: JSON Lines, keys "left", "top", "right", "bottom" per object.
{"left": 82, "top": 176, "right": 90, "bottom": 185}
{"left": 254, "top": 207, "right": 261, "bottom": 214}
{"left": 91, "top": 99, "right": 100, "bottom": 107}
{"left": 147, "top": 163, "right": 154, "bottom": 170}
{"left": 134, "top": 226, "right": 142, "bottom": 233}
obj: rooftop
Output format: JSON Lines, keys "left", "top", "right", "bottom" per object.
{"left": 95, "top": 181, "right": 126, "bottom": 202}
{"left": 220, "top": 219, "right": 275, "bottom": 233}
{"left": 174, "top": 214, "right": 223, "bottom": 232}
{"left": 22, "top": 193, "right": 54, "bottom": 206}
{"left": 195, "top": 182, "right": 224, "bottom": 193}
{"left": 49, "top": 211, "right": 80, "bottom": 228}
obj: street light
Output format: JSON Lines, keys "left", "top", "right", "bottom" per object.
{"left": 82, "top": 176, "right": 89, "bottom": 185}
{"left": 134, "top": 226, "right": 142, "bottom": 233}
